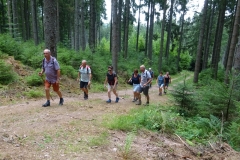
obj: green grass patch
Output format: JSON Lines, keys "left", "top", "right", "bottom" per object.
{"left": 23, "top": 89, "right": 44, "bottom": 98}
{"left": 87, "top": 131, "right": 109, "bottom": 146}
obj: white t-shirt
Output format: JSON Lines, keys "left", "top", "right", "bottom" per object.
{"left": 79, "top": 66, "right": 91, "bottom": 82}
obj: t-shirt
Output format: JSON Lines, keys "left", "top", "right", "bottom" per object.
{"left": 164, "top": 75, "right": 170, "bottom": 83}
{"left": 157, "top": 75, "right": 164, "bottom": 85}
{"left": 132, "top": 74, "right": 140, "bottom": 84}
{"left": 79, "top": 66, "right": 91, "bottom": 82}
{"left": 107, "top": 72, "right": 117, "bottom": 85}
{"left": 42, "top": 56, "right": 60, "bottom": 83}
{"left": 140, "top": 70, "right": 151, "bottom": 87}
{"left": 150, "top": 71, "right": 154, "bottom": 78}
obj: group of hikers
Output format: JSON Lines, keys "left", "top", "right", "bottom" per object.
{"left": 38, "top": 49, "right": 171, "bottom": 107}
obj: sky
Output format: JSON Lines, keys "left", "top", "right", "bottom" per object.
{"left": 102, "top": 0, "right": 204, "bottom": 24}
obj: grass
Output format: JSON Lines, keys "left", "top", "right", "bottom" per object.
{"left": 23, "top": 90, "right": 44, "bottom": 98}
{"left": 87, "top": 131, "right": 109, "bottom": 146}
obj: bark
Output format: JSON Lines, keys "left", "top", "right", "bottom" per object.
{"left": 80, "top": 0, "right": 86, "bottom": 51}
{"left": 7, "top": 0, "right": 12, "bottom": 37}
{"left": 202, "top": 1, "right": 216, "bottom": 70}
{"left": 211, "top": 0, "right": 227, "bottom": 79}
{"left": 56, "top": 0, "right": 60, "bottom": 43}
{"left": 74, "top": 0, "right": 80, "bottom": 51}
{"left": 31, "top": 0, "right": 39, "bottom": 45}
{"left": 1, "top": 0, "right": 5, "bottom": 33}
{"left": 20, "top": 1, "right": 26, "bottom": 41}
{"left": 225, "top": 0, "right": 240, "bottom": 84}
{"left": 89, "top": 0, "right": 96, "bottom": 52}
{"left": 193, "top": 0, "right": 209, "bottom": 83}
{"left": 111, "top": 0, "right": 118, "bottom": 73}
{"left": 123, "top": 0, "right": 130, "bottom": 58}
{"left": 158, "top": 0, "right": 167, "bottom": 73}
{"left": 43, "top": 0, "right": 57, "bottom": 58}
{"left": 144, "top": 0, "right": 151, "bottom": 56}
{"left": 24, "top": 0, "right": 30, "bottom": 40}
{"left": 136, "top": 0, "right": 141, "bottom": 51}
{"left": 12, "top": 0, "right": 18, "bottom": 38}
{"left": 148, "top": 0, "right": 155, "bottom": 65}
{"left": 165, "top": 0, "right": 175, "bottom": 62}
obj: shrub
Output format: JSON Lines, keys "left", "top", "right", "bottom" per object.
{"left": 226, "top": 119, "right": 240, "bottom": 151}
{"left": 0, "top": 60, "right": 17, "bottom": 85}
{"left": 24, "top": 90, "right": 44, "bottom": 98}
{"left": 26, "top": 70, "right": 43, "bottom": 86}
{"left": 60, "top": 65, "right": 78, "bottom": 79}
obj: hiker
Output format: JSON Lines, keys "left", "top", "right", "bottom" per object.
{"left": 78, "top": 60, "right": 92, "bottom": 100}
{"left": 104, "top": 66, "right": 120, "bottom": 103}
{"left": 164, "top": 72, "right": 171, "bottom": 94}
{"left": 38, "top": 49, "right": 64, "bottom": 107}
{"left": 149, "top": 68, "right": 154, "bottom": 87}
{"left": 135, "top": 65, "right": 152, "bottom": 106}
{"left": 156, "top": 71, "right": 164, "bottom": 96}
{"left": 128, "top": 69, "right": 141, "bottom": 102}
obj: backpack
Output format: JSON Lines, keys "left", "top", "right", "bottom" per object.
{"left": 79, "top": 65, "right": 91, "bottom": 74}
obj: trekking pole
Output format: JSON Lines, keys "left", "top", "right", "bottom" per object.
{"left": 40, "top": 76, "right": 54, "bottom": 101}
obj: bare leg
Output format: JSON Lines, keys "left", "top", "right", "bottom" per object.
{"left": 45, "top": 88, "right": 50, "bottom": 100}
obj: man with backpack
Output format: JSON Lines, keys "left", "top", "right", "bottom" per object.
{"left": 38, "top": 49, "right": 64, "bottom": 107}
{"left": 149, "top": 68, "right": 154, "bottom": 87}
{"left": 135, "top": 65, "right": 152, "bottom": 106}
{"left": 78, "top": 60, "right": 92, "bottom": 100}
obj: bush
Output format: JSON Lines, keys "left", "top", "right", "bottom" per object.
{"left": 226, "top": 119, "right": 240, "bottom": 151}
{"left": 0, "top": 60, "right": 17, "bottom": 85}
{"left": 24, "top": 90, "right": 44, "bottom": 98}
{"left": 60, "top": 65, "right": 78, "bottom": 79}
{"left": 26, "top": 70, "right": 43, "bottom": 86}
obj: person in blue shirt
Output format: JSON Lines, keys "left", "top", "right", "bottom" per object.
{"left": 156, "top": 71, "right": 164, "bottom": 96}
{"left": 128, "top": 69, "right": 141, "bottom": 102}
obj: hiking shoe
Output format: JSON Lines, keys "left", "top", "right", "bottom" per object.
{"left": 59, "top": 98, "right": 64, "bottom": 105}
{"left": 84, "top": 92, "right": 87, "bottom": 98}
{"left": 159, "top": 93, "right": 162, "bottom": 96}
{"left": 115, "top": 97, "right": 120, "bottom": 103}
{"left": 84, "top": 94, "right": 88, "bottom": 100}
{"left": 106, "top": 99, "right": 111, "bottom": 103}
{"left": 132, "top": 98, "right": 137, "bottom": 102}
{"left": 42, "top": 101, "right": 50, "bottom": 107}
{"left": 144, "top": 102, "right": 149, "bottom": 106}
{"left": 136, "top": 100, "right": 142, "bottom": 105}
{"left": 164, "top": 91, "right": 167, "bottom": 94}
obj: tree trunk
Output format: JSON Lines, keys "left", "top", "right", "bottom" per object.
{"left": 165, "top": 0, "right": 175, "bottom": 62}
{"left": 89, "top": 0, "right": 96, "bottom": 52}
{"left": 211, "top": 0, "right": 227, "bottom": 79}
{"left": 56, "top": 0, "right": 60, "bottom": 43}
{"left": 193, "top": 0, "right": 209, "bottom": 83}
{"left": 225, "top": 0, "right": 240, "bottom": 84}
{"left": 118, "top": 0, "right": 123, "bottom": 53}
{"left": 148, "top": 0, "right": 155, "bottom": 65}
{"left": 136, "top": 0, "right": 141, "bottom": 51}
{"left": 158, "top": 0, "right": 167, "bottom": 73}
{"left": 7, "top": 0, "right": 12, "bottom": 36}
{"left": 31, "top": 0, "right": 39, "bottom": 45}
{"left": 80, "top": 0, "right": 86, "bottom": 51}
{"left": 144, "top": 0, "right": 151, "bottom": 56}
{"left": 43, "top": 0, "right": 57, "bottom": 58}
{"left": 20, "top": 1, "right": 26, "bottom": 41}
{"left": 123, "top": 0, "right": 130, "bottom": 58}
{"left": 24, "top": 0, "right": 30, "bottom": 40}
{"left": 177, "top": 12, "right": 185, "bottom": 71}
{"left": 202, "top": 1, "right": 216, "bottom": 70}
{"left": 12, "top": 0, "right": 18, "bottom": 38}
{"left": 74, "top": 0, "right": 80, "bottom": 51}
{"left": 111, "top": 0, "right": 118, "bottom": 73}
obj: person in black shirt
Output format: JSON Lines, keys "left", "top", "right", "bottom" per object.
{"left": 128, "top": 69, "right": 141, "bottom": 102}
{"left": 104, "top": 66, "right": 120, "bottom": 103}
{"left": 164, "top": 72, "right": 171, "bottom": 94}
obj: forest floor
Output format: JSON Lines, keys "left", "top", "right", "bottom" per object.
{"left": 0, "top": 57, "right": 240, "bottom": 160}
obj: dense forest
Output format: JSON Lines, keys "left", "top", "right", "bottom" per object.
{"left": 0, "top": 0, "right": 240, "bottom": 155}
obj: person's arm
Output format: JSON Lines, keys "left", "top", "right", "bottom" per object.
{"left": 88, "top": 73, "right": 92, "bottom": 85}
{"left": 77, "top": 71, "right": 80, "bottom": 81}
{"left": 113, "top": 76, "right": 118, "bottom": 88}
{"left": 38, "top": 68, "right": 44, "bottom": 76}
{"left": 104, "top": 76, "right": 108, "bottom": 87}
{"left": 169, "top": 76, "right": 171, "bottom": 83}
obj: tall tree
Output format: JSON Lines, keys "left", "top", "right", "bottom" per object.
{"left": 193, "top": 0, "right": 209, "bottom": 83}
{"left": 111, "top": 0, "right": 118, "bottom": 73}
{"left": 165, "top": 0, "right": 175, "bottom": 62}
{"left": 144, "top": 0, "right": 151, "bottom": 56}
{"left": 123, "top": 0, "right": 130, "bottom": 58}
{"left": 31, "top": 0, "right": 39, "bottom": 45}
{"left": 136, "top": 0, "right": 141, "bottom": 51}
{"left": 211, "top": 0, "right": 227, "bottom": 79}
{"left": 89, "top": 0, "right": 96, "bottom": 52}
{"left": 118, "top": 0, "right": 123, "bottom": 52}
{"left": 7, "top": 0, "right": 12, "bottom": 36}
{"left": 80, "top": 0, "right": 86, "bottom": 51}
{"left": 24, "top": 0, "right": 31, "bottom": 40}
{"left": 12, "top": 0, "right": 18, "bottom": 38}
{"left": 74, "top": 0, "right": 80, "bottom": 51}
{"left": 158, "top": 0, "right": 167, "bottom": 72}
{"left": 225, "top": 0, "right": 240, "bottom": 84}
{"left": 147, "top": 0, "right": 155, "bottom": 65}
{"left": 43, "top": 0, "right": 57, "bottom": 58}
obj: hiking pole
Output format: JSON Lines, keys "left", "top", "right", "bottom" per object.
{"left": 40, "top": 76, "right": 54, "bottom": 101}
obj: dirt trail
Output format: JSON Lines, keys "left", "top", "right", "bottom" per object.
{"left": 0, "top": 82, "right": 240, "bottom": 159}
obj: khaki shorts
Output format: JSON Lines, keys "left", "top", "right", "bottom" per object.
{"left": 45, "top": 80, "right": 59, "bottom": 92}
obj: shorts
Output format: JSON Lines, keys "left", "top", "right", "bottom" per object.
{"left": 136, "top": 85, "right": 149, "bottom": 96}
{"left": 158, "top": 83, "right": 164, "bottom": 88}
{"left": 80, "top": 81, "right": 88, "bottom": 89}
{"left": 45, "top": 80, "right": 59, "bottom": 92}
{"left": 108, "top": 84, "right": 117, "bottom": 92}
{"left": 133, "top": 84, "right": 140, "bottom": 92}
{"left": 165, "top": 82, "right": 169, "bottom": 87}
